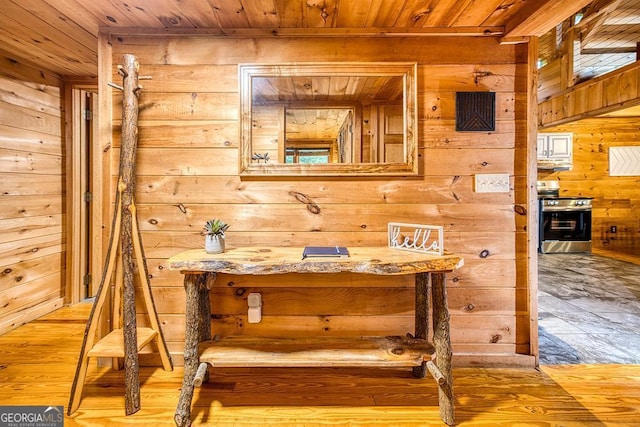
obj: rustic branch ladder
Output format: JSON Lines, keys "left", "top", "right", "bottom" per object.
{"left": 68, "top": 54, "right": 173, "bottom": 416}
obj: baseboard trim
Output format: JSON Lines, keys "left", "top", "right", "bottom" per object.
{"left": 453, "top": 353, "right": 537, "bottom": 368}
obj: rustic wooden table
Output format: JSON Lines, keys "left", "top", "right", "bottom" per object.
{"left": 168, "top": 246, "right": 464, "bottom": 427}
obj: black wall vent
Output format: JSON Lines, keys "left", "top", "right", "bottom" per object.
{"left": 455, "top": 92, "right": 495, "bottom": 132}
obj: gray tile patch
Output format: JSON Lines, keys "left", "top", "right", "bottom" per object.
{"left": 538, "top": 294, "right": 585, "bottom": 314}
{"left": 538, "top": 329, "right": 582, "bottom": 364}
{"left": 538, "top": 253, "right": 640, "bottom": 365}
{"left": 564, "top": 296, "right": 640, "bottom": 315}
{"left": 555, "top": 310, "right": 638, "bottom": 335}
{"left": 598, "top": 310, "right": 640, "bottom": 330}
{"left": 544, "top": 332, "right": 640, "bottom": 364}
{"left": 609, "top": 332, "right": 640, "bottom": 361}
{"left": 538, "top": 315, "right": 585, "bottom": 334}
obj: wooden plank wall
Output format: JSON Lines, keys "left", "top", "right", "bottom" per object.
{"left": 538, "top": 59, "right": 562, "bottom": 102}
{"left": 538, "top": 118, "right": 640, "bottom": 251}
{"left": 106, "top": 34, "right": 532, "bottom": 365}
{"left": 0, "top": 49, "right": 65, "bottom": 334}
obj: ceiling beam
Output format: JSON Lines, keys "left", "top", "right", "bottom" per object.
{"left": 575, "top": 0, "right": 623, "bottom": 28}
{"left": 576, "top": 0, "right": 624, "bottom": 47}
{"left": 581, "top": 46, "right": 637, "bottom": 54}
{"left": 503, "top": 0, "right": 593, "bottom": 38}
{"left": 102, "top": 26, "right": 506, "bottom": 38}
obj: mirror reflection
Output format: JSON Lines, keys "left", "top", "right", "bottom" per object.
{"left": 285, "top": 107, "right": 353, "bottom": 164}
{"left": 240, "top": 63, "right": 417, "bottom": 176}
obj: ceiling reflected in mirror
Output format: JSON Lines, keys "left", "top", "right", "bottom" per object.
{"left": 251, "top": 75, "right": 404, "bottom": 104}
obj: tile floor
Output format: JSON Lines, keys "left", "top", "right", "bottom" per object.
{"left": 538, "top": 252, "right": 640, "bottom": 364}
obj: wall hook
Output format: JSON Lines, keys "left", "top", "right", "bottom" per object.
{"left": 117, "top": 64, "right": 128, "bottom": 78}
{"left": 473, "top": 70, "right": 492, "bottom": 85}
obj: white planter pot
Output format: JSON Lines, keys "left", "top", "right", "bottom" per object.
{"left": 205, "top": 234, "right": 225, "bottom": 254}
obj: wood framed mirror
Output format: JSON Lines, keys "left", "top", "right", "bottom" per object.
{"left": 239, "top": 63, "right": 418, "bottom": 176}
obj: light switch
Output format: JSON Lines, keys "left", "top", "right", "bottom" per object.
{"left": 474, "top": 174, "right": 510, "bottom": 193}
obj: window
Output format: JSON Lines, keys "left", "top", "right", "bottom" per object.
{"left": 286, "top": 147, "right": 331, "bottom": 164}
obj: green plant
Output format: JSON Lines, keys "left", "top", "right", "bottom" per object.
{"left": 203, "top": 218, "right": 229, "bottom": 237}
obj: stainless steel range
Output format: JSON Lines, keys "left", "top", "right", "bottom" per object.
{"left": 537, "top": 181, "right": 592, "bottom": 254}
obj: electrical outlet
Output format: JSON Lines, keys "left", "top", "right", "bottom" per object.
{"left": 474, "top": 174, "right": 510, "bottom": 193}
{"left": 247, "top": 292, "right": 262, "bottom": 323}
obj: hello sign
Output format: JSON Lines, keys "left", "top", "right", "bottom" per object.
{"left": 388, "top": 222, "right": 444, "bottom": 255}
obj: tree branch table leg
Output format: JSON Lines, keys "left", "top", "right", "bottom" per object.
{"left": 412, "top": 272, "right": 430, "bottom": 378}
{"left": 175, "top": 272, "right": 213, "bottom": 427}
{"left": 432, "top": 272, "right": 455, "bottom": 426}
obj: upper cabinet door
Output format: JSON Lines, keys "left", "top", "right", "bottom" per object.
{"left": 546, "top": 134, "right": 572, "bottom": 160}
{"left": 537, "top": 133, "right": 572, "bottom": 161}
{"left": 537, "top": 134, "right": 548, "bottom": 158}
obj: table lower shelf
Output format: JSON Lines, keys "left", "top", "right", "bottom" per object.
{"left": 198, "top": 335, "right": 435, "bottom": 368}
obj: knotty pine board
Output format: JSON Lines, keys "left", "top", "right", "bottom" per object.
{"left": 129, "top": 175, "right": 513, "bottom": 205}
{"left": 104, "top": 34, "right": 529, "bottom": 360}
{"left": 0, "top": 252, "right": 63, "bottom": 291}
{"left": 112, "top": 36, "right": 524, "bottom": 65}
{"left": 134, "top": 313, "right": 516, "bottom": 346}
{"left": 0, "top": 65, "right": 63, "bottom": 335}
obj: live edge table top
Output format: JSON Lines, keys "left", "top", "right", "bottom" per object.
{"left": 167, "top": 246, "right": 464, "bottom": 276}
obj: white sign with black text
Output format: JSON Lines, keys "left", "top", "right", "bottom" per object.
{"left": 388, "top": 222, "right": 444, "bottom": 255}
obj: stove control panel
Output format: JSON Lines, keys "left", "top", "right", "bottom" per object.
{"left": 541, "top": 198, "right": 592, "bottom": 211}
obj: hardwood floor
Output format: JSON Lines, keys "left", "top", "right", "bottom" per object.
{"left": 1, "top": 304, "right": 639, "bottom": 426}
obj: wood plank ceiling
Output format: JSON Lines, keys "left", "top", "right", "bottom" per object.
{"left": 576, "top": 0, "right": 640, "bottom": 78}
{"left": 0, "top": 0, "right": 598, "bottom": 78}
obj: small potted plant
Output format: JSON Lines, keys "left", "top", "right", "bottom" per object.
{"left": 203, "top": 218, "right": 229, "bottom": 254}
